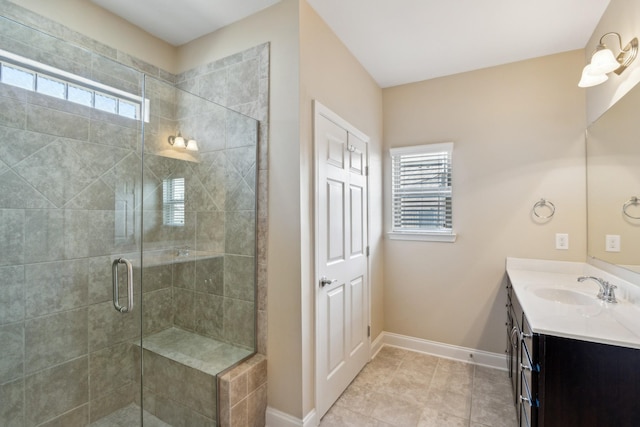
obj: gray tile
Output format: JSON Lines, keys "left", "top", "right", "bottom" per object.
{"left": 25, "top": 259, "right": 88, "bottom": 318}
{"left": 64, "top": 210, "right": 117, "bottom": 258}
{"left": 89, "top": 383, "right": 138, "bottom": 424}
{"left": 194, "top": 293, "right": 223, "bottom": 339}
{"left": 142, "top": 288, "right": 173, "bottom": 335}
{"left": 39, "top": 403, "right": 89, "bottom": 427}
{"left": 225, "top": 210, "right": 255, "bottom": 255}
{"left": 0, "top": 95, "right": 27, "bottom": 129}
{"left": 0, "top": 125, "right": 52, "bottom": 166}
{"left": 194, "top": 211, "right": 224, "bottom": 253}
{"left": 0, "top": 265, "right": 25, "bottom": 325}
{"left": 26, "top": 104, "right": 89, "bottom": 140}
{"left": 89, "top": 118, "right": 139, "bottom": 150}
{"left": 0, "top": 378, "right": 24, "bottom": 427}
{"left": 173, "top": 288, "right": 195, "bottom": 331}
{"left": 88, "top": 256, "right": 114, "bottom": 304}
{"left": 226, "top": 110, "right": 257, "bottom": 149}
{"left": 0, "top": 170, "right": 54, "bottom": 208}
{"left": 0, "top": 209, "right": 25, "bottom": 266}
{"left": 224, "top": 255, "right": 254, "bottom": 301}
{"left": 223, "top": 298, "right": 254, "bottom": 348}
{"left": 14, "top": 137, "right": 95, "bottom": 207}
{"left": 0, "top": 322, "right": 24, "bottom": 383}
{"left": 173, "top": 260, "right": 195, "bottom": 290}
{"left": 89, "top": 342, "right": 136, "bottom": 399}
{"left": 142, "top": 264, "right": 172, "bottom": 293}
{"left": 25, "top": 356, "right": 89, "bottom": 426}
{"left": 226, "top": 58, "right": 259, "bottom": 107}
{"left": 23, "top": 209, "right": 64, "bottom": 263}
{"left": 89, "top": 300, "right": 140, "bottom": 352}
{"left": 25, "top": 308, "right": 88, "bottom": 373}
{"left": 142, "top": 351, "right": 216, "bottom": 419}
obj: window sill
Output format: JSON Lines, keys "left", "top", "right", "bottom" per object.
{"left": 387, "top": 231, "right": 457, "bottom": 243}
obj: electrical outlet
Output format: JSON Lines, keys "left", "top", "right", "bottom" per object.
{"left": 605, "top": 234, "right": 621, "bottom": 252}
{"left": 555, "top": 233, "right": 569, "bottom": 250}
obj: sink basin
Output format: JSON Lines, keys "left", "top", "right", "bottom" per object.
{"left": 532, "top": 288, "right": 598, "bottom": 306}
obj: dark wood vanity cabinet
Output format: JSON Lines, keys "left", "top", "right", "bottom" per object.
{"left": 506, "top": 278, "right": 640, "bottom": 427}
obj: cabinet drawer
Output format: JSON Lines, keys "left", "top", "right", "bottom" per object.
{"left": 522, "top": 314, "right": 533, "bottom": 354}
{"left": 520, "top": 369, "right": 537, "bottom": 426}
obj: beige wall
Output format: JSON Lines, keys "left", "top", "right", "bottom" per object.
{"left": 179, "top": 0, "right": 304, "bottom": 418}
{"left": 382, "top": 51, "right": 587, "bottom": 354}
{"left": 299, "top": 0, "right": 384, "bottom": 417}
{"left": 9, "top": 0, "right": 177, "bottom": 72}
{"left": 585, "top": 0, "right": 640, "bottom": 123}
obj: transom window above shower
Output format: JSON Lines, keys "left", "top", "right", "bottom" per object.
{"left": 0, "top": 49, "right": 149, "bottom": 121}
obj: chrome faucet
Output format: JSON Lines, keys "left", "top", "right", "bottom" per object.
{"left": 577, "top": 276, "right": 617, "bottom": 303}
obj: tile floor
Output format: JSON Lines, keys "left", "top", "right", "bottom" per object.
{"left": 90, "top": 404, "right": 170, "bottom": 427}
{"left": 319, "top": 346, "right": 517, "bottom": 427}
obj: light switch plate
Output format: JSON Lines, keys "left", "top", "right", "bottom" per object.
{"left": 555, "top": 233, "right": 569, "bottom": 250}
{"left": 605, "top": 234, "right": 621, "bottom": 252}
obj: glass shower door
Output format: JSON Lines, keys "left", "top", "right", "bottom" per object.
{"left": 0, "top": 15, "right": 145, "bottom": 426}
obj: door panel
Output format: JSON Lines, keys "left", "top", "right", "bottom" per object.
{"left": 327, "top": 283, "right": 346, "bottom": 375}
{"left": 315, "top": 101, "right": 370, "bottom": 419}
{"left": 327, "top": 179, "right": 346, "bottom": 263}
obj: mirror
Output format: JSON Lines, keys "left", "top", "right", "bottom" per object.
{"left": 586, "top": 83, "right": 640, "bottom": 273}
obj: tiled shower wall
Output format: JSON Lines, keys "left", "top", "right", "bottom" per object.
{"left": 141, "top": 76, "right": 260, "bottom": 349}
{"left": 0, "top": 1, "right": 269, "bottom": 426}
{"left": 175, "top": 43, "right": 270, "bottom": 355}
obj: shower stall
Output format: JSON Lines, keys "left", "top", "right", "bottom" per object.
{"left": 0, "top": 11, "right": 259, "bottom": 427}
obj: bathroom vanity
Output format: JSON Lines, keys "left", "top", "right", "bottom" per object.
{"left": 506, "top": 258, "right": 640, "bottom": 427}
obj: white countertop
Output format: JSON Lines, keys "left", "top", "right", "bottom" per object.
{"left": 506, "top": 257, "right": 640, "bottom": 350}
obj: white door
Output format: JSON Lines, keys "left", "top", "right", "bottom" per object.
{"left": 314, "top": 101, "right": 370, "bottom": 419}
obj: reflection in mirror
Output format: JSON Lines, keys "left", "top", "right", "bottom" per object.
{"left": 586, "top": 83, "right": 640, "bottom": 272}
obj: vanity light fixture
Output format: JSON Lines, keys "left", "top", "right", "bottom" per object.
{"left": 579, "top": 32, "right": 638, "bottom": 88}
{"left": 168, "top": 132, "right": 198, "bottom": 151}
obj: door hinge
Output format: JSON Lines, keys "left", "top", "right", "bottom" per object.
{"left": 367, "top": 325, "right": 371, "bottom": 338}
{"left": 365, "top": 166, "right": 368, "bottom": 176}
{"left": 366, "top": 246, "right": 370, "bottom": 256}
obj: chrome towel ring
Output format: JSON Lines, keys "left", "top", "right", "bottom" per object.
{"left": 533, "top": 198, "right": 555, "bottom": 219}
{"left": 623, "top": 196, "right": 640, "bottom": 219}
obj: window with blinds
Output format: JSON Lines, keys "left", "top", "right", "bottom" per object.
{"left": 163, "top": 178, "right": 185, "bottom": 226}
{"left": 390, "top": 143, "right": 455, "bottom": 241}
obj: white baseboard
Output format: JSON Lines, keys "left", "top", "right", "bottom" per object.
{"left": 380, "top": 331, "right": 507, "bottom": 371}
{"left": 266, "top": 407, "right": 317, "bottom": 427}
{"left": 371, "top": 331, "right": 385, "bottom": 359}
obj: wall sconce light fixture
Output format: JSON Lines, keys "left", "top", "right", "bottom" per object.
{"left": 168, "top": 132, "right": 199, "bottom": 151}
{"left": 578, "top": 32, "right": 638, "bottom": 88}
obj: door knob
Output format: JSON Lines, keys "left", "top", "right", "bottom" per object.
{"left": 319, "top": 276, "right": 337, "bottom": 288}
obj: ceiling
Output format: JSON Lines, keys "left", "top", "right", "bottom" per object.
{"left": 91, "top": 0, "right": 611, "bottom": 88}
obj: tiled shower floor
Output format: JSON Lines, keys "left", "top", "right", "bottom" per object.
{"left": 320, "top": 346, "right": 517, "bottom": 427}
{"left": 90, "top": 404, "right": 169, "bottom": 427}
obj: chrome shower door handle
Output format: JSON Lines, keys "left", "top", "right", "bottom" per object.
{"left": 112, "top": 258, "right": 134, "bottom": 313}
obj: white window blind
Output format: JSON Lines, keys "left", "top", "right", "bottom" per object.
{"left": 390, "top": 143, "right": 454, "bottom": 240}
{"left": 163, "top": 178, "right": 185, "bottom": 226}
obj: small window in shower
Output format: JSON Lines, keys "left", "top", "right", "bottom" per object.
{"left": 163, "top": 178, "right": 185, "bottom": 226}
{"left": 36, "top": 74, "right": 66, "bottom": 98}
{"left": 1, "top": 63, "right": 34, "bottom": 90}
{"left": 0, "top": 49, "right": 148, "bottom": 121}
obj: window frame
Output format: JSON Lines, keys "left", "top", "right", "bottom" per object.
{"left": 388, "top": 142, "right": 457, "bottom": 242}
{"left": 162, "top": 177, "right": 186, "bottom": 227}
{"left": 0, "top": 49, "right": 149, "bottom": 122}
